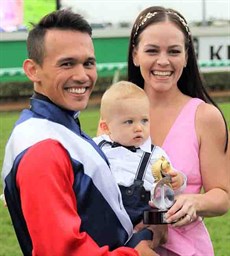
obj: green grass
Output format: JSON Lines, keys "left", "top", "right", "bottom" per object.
{"left": 0, "top": 102, "right": 229, "bottom": 256}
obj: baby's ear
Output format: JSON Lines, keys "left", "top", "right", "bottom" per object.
{"left": 99, "top": 119, "right": 110, "bottom": 134}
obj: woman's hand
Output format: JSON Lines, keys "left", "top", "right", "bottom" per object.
{"left": 164, "top": 194, "right": 198, "bottom": 227}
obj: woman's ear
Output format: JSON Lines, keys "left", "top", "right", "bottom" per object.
{"left": 184, "top": 51, "right": 188, "bottom": 67}
{"left": 132, "top": 47, "right": 139, "bottom": 67}
{"left": 23, "top": 59, "right": 40, "bottom": 82}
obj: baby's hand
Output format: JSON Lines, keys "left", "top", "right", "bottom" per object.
{"left": 168, "top": 170, "right": 184, "bottom": 190}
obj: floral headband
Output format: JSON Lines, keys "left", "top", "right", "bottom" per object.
{"left": 133, "top": 11, "right": 191, "bottom": 44}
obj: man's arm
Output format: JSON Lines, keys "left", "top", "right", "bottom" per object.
{"left": 16, "top": 140, "right": 159, "bottom": 256}
{"left": 16, "top": 139, "right": 140, "bottom": 256}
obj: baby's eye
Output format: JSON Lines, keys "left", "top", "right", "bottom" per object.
{"left": 124, "top": 120, "right": 133, "bottom": 125}
{"left": 141, "top": 118, "right": 149, "bottom": 124}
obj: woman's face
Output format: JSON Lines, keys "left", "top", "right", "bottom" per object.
{"left": 133, "top": 21, "right": 187, "bottom": 93}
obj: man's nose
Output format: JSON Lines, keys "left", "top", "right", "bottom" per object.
{"left": 72, "top": 65, "right": 89, "bottom": 83}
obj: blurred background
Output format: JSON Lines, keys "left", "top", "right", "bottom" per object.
{"left": 0, "top": 0, "right": 230, "bottom": 31}
{"left": 0, "top": 0, "right": 229, "bottom": 107}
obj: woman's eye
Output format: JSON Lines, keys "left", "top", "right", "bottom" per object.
{"left": 146, "top": 49, "right": 158, "bottom": 54}
{"left": 169, "top": 49, "right": 181, "bottom": 55}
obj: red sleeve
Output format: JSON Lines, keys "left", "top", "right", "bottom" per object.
{"left": 16, "top": 139, "right": 138, "bottom": 256}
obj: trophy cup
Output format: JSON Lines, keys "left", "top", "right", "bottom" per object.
{"left": 143, "top": 156, "right": 175, "bottom": 224}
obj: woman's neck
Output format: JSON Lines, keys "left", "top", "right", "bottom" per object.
{"left": 144, "top": 85, "right": 188, "bottom": 108}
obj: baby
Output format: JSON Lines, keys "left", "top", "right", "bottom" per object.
{"left": 94, "top": 81, "right": 186, "bottom": 225}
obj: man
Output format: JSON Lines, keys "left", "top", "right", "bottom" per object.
{"left": 2, "top": 9, "right": 158, "bottom": 256}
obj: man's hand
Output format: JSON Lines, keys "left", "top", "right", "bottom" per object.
{"left": 134, "top": 221, "right": 168, "bottom": 249}
{"left": 148, "top": 225, "right": 168, "bottom": 249}
{"left": 134, "top": 240, "right": 160, "bottom": 256}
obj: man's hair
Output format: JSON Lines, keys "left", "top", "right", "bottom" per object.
{"left": 100, "top": 80, "right": 148, "bottom": 121}
{"left": 27, "top": 9, "right": 92, "bottom": 65}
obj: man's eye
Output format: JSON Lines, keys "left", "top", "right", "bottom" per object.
{"left": 61, "top": 62, "right": 73, "bottom": 67}
{"left": 85, "top": 60, "right": 96, "bottom": 68}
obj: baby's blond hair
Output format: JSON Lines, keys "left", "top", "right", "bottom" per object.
{"left": 100, "top": 80, "right": 148, "bottom": 122}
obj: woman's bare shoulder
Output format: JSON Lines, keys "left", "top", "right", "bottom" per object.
{"left": 196, "top": 102, "right": 226, "bottom": 129}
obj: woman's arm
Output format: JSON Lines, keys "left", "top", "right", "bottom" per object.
{"left": 195, "top": 102, "right": 229, "bottom": 215}
{"left": 165, "top": 103, "right": 229, "bottom": 226}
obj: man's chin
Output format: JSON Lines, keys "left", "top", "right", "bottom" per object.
{"left": 72, "top": 101, "right": 89, "bottom": 111}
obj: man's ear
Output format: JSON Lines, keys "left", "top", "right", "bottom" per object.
{"left": 99, "top": 120, "right": 110, "bottom": 134}
{"left": 23, "top": 59, "right": 40, "bottom": 82}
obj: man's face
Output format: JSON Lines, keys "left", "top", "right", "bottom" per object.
{"left": 34, "top": 29, "right": 97, "bottom": 111}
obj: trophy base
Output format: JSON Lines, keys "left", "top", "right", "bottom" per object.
{"left": 143, "top": 209, "right": 168, "bottom": 224}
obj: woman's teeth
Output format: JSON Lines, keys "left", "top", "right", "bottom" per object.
{"left": 153, "top": 71, "right": 172, "bottom": 76}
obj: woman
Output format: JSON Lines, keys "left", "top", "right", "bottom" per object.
{"left": 127, "top": 6, "right": 229, "bottom": 256}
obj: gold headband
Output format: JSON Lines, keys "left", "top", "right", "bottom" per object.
{"left": 133, "top": 11, "right": 191, "bottom": 44}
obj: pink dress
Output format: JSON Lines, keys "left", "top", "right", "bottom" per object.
{"left": 157, "top": 98, "right": 214, "bottom": 256}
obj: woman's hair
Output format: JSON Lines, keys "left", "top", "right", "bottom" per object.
{"left": 127, "top": 6, "right": 228, "bottom": 151}
{"left": 27, "top": 9, "right": 92, "bottom": 65}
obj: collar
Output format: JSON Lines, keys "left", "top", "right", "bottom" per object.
{"left": 98, "top": 134, "right": 153, "bottom": 153}
{"left": 139, "top": 137, "right": 152, "bottom": 153}
{"left": 32, "top": 91, "right": 80, "bottom": 120}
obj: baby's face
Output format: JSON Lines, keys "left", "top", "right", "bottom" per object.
{"left": 107, "top": 97, "right": 150, "bottom": 147}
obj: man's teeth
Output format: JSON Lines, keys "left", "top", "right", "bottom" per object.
{"left": 153, "top": 71, "right": 171, "bottom": 76}
{"left": 67, "top": 88, "right": 86, "bottom": 94}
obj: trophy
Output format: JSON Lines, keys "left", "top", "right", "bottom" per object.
{"left": 143, "top": 156, "right": 175, "bottom": 224}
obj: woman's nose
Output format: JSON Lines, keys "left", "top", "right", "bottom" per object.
{"left": 156, "top": 54, "right": 170, "bottom": 66}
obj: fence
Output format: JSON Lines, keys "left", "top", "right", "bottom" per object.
{"left": 0, "top": 59, "right": 229, "bottom": 83}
